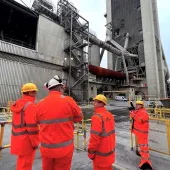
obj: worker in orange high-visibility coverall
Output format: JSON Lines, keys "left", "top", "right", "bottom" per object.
{"left": 10, "top": 83, "right": 39, "bottom": 170}
{"left": 130, "top": 101, "right": 153, "bottom": 170}
{"left": 88, "top": 94, "right": 115, "bottom": 170}
{"left": 37, "top": 75, "right": 83, "bottom": 170}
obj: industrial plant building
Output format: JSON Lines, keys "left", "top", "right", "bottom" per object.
{"left": 0, "top": 0, "right": 169, "bottom": 106}
{"left": 106, "top": 0, "right": 169, "bottom": 99}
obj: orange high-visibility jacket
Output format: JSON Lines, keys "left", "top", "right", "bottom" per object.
{"left": 131, "top": 108, "right": 152, "bottom": 168}
{"left": 88, "top": 107, "right": 115, "bottom": 167}
{"left": 10, "top": 95, "right": 39, "bottom": 156}
{"left": 130, "top": 108, "right": 149, "bottom": 136}
{"left": 37, "top": 91, "right": 83, "bottom": 158}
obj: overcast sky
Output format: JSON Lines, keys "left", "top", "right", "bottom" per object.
{"left": 15, "top": 0, "right": 170, "bottom": 69}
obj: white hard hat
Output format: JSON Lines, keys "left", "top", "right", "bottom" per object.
{"left": 45, "top": 75, "right": 64, "bottom": 90}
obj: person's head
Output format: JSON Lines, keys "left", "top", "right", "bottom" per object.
{"left": 21, "top": 83, "right": 38, "bottom": 98}
{"left": 93, "top": 94, "right": 107, "bottom": 109}
{"left": 44, "top": 75, "right": 65, "bottom": 94}
{"left": 136, "top": 101, "right": 144, "bottom": 110}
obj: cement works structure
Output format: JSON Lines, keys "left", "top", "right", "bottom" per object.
{"left": 106, "top": 0, "right": 169, "bottom": 99}
{"left": 0, "top": 0, "right": 169, "bottom": 106}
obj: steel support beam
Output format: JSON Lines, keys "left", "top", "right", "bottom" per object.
{"left": 100, "top": 48, "right": 105, "bottom": 61}
{"left": 68, "top": 10, "right": 73, "bottom": 96}
{"left": 122, "top": 33, "right": 130, "bottom": 85}
{"left": 87, "top": 34, "right": 123, "bottom": 56}
{"left": 105, "top": 35, "right": 138, "bottom": 58}
{"left": 115, "top": 57, "right": 121, "bottom": 71}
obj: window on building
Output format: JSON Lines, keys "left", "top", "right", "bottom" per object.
{"left": 0, "top": 0, "right": 38, "bottom": 50}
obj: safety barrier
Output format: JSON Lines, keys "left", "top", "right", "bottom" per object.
{"left": 74, "top": 119, "right": 91, "bottom": 151}
{"left": 0, "top": 108, "right": 12, "bottom": 120}
{"left": 130, "top": 117, "right": 170, "bottom": 156}
{"left": 0, "top": 100, "right": 13, "bottom": 121}
{"left": 0, "top": 118, "right": 128, "bottom": 169}
{"left": 0, "top": 120, "right": 12, "bottom": 160}
{"left": 147, "top": 107, "right": 170, "bottom": 119}
{"left": 0, "top": 119, "right": 92, "bottom": 159}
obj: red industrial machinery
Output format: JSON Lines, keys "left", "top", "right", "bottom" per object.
{"left": 89, "top": 64, "right": 126, "bottom": 79}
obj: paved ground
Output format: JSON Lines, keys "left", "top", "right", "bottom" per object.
{"left": 1, "top": 102, "right": 170, "bottom": 170}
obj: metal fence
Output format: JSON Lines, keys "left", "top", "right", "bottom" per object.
{"left": 147, "top": 107, "right": 170, "bottom": 119}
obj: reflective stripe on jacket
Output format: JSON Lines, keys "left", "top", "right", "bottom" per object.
{"left": 88, "top": 107, "right": 115, "bottom": 167}
{"left": 37, "top": 91, "right": 83, "bottom": 158}
{"left": 10, "top": 95, "right": 39, "bottom": 156}
{"left": 131, "top": 108, "right": 149, "bottom": 136}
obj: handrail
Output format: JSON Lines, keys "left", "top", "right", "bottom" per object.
{"left": 0, "top": 35, "right": 35, "bottom": 50}
{"left": 0, "top": 119, "right": 91, "bottom": 159}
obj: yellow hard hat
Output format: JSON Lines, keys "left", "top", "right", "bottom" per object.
{"left": 21, "top": 83, "right": 38, "bottom": 93}
{"left": 94, "top": 94, "right": 107, "bottom": 105}
{"left": 136, "top": 101, "right": 144, "bottom": 105}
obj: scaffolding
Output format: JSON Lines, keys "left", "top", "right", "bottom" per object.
{"left": 32, "top": 0, "right": 58, "bottom": 21}
{"left": 57, "top": 0, "right": 90, "bottom": 102}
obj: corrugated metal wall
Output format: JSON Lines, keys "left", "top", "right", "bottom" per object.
{"left": 0, "top": 52, "right": 63, "bottom": 107}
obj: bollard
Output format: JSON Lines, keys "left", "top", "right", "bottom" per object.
{"left": 82, "top": 120, "right": 87, "bottom": 151}
{"left": 129, "top": 118, "right": 133, "bottom": 151}
{"left": 0, "top": 124, "right": 5, "bottom": 160}
{"left": 130, "top": 131, "right": 133, "bottom": 151}
{"left": 166, "top": 120, "right": 170, "bottom": 155}
{"left": 160, "top": 109, "right": 162, "bottom": 119}
{"left": 76, "top": 123, "right": 80, "bottom": 150}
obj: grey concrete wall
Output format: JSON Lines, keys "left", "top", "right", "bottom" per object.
{"left": 151, "top": 0, "right": 166, "bottom": 98}
{"left": 89, "top": 84, "right": 97, "bottom": 99}
{"left": 89, "top": 44, "right": 100, "bottom": 66}
{"left": 140, "top": 0, "right": 160, "bottom": 98}
{"left": 36, "top": 15, "right": 68, "bottom": 66}
{"left": 36, "top": 15, "right": 83, "bottom": 99}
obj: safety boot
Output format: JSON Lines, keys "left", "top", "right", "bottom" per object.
{"left": 139, "top": 162, "right": 153, "bottom": 170}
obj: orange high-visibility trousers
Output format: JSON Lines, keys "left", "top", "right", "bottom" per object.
{"left": 16, "top": 150, "right": 36, "bottom": 170}
{"left": 93, "top": 163, "right": 113, "bottom": 170}
{"left": 42, "top": 149, "right": 73, "bottom": 170}
{"left": 137, "top": 135, "right": 152, "bottom": 168}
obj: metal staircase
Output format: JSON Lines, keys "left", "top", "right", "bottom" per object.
{"left": 57, "top": 0, "right": 89, "bottom": 102}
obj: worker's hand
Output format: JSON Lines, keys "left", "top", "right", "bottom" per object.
{"left": 128, "top": 107, "right": 135, "bottom": 111}
{"left": 33, "top": 146, "right": 38, "bottom": 150}
{"left": 88, "top": 152, "right": 95, "bottom": 160}
{"left": 130, "top": 111, "right": 135, "bottom": 118}
{"left": 88, "top": 149, "right": 96, "bottom": 160}
{"left": 130, "top": 110, "right": 135, "bottom": 114}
